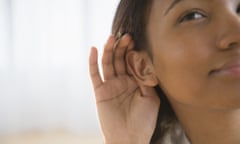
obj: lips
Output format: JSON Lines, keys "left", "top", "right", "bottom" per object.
{"left": 212, "top": 59, "right": 240, "bottom": 76}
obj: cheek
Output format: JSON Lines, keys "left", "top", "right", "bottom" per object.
{"left": 154, "top": 57, "right": 203, "bottom": 105}
{"left": 152, "top": 41, "right": 212, "bottom": 106}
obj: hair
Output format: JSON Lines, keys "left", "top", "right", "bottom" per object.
{"left": 111, "top": 0, "right": 182, "bottom": 143}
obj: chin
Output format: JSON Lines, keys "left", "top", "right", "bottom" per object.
{"left": 205, "top": 94, "right": 240, "bottom": 110}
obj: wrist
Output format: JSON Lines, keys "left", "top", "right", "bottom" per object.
{"left": 105, "top": 138, "right": 150, "bottom": 144}
{"left": 103, "top": 131, "right": 151, "bottom": 144}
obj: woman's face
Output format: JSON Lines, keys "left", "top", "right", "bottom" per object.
{"left": 148, "top": 0, "right": 240, "bottom": 109}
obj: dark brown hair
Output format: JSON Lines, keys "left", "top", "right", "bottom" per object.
{"left": 111, "top": 0, "right": 179, "bottom": 143}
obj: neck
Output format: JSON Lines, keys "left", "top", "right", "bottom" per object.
{"left": 172, "top": 103, "right": 240, "bottom": 144}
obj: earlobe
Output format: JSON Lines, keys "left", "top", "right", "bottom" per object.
{"left": 126, "top": 50, "right": 158, "bottom": 87}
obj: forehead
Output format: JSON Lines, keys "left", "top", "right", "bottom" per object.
{"left": 150, "top": 0, "right": 182, "bottom": 17}
{"left": 151, "top": 0, "right": 219, "bottom": 16}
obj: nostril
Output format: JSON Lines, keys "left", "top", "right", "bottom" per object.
{"left": 228, "top": 42, "right": 238, "bottom": 49}
{"left": 218, "top": 40, "right": 238, "bottom": 50}
{"left": 217, "top": 28, "right": 240, "bottom": 50}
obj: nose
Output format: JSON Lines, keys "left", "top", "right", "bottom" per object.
{"left": 217, "top": 14, "right": 240, "bottom": 50}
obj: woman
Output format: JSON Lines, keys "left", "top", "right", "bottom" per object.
{"left": 89, "top": 0, "right": 240, "bottom": 143}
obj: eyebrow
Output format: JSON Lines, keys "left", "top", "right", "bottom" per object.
{"left": 164, "top": 0, "right": 184, "bottom": 16}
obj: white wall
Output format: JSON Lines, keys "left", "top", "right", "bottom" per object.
{"left": 0, "top": 0, "right": 119, "bottom": 135}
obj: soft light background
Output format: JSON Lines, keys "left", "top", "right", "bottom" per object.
{"left": 0, "top": 0, "right": 119, "bottom": 143}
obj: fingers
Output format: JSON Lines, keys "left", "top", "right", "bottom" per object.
{"left": 89, "top": 47, "right": 103, "bottom": 89}
{"left": 102, "top": 36, "right": 116, "bottom": 80}
{"left": 114, "top": 34, "right": 134, "bottom": 76}
{"left": 102, "top": 34, "right": 134, "bottom": 80}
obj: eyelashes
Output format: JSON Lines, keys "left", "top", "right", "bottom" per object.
{"left": 179, "top": 10, "right": 206, "bottom": 23}
{"left": 237, "top": 4, "right": 240, "bottom": 15}
{"left": 178, "top": 3, "right": 240, "bottom": 24}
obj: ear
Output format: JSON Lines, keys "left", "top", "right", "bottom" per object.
{"left": 126, "top": 50, "right": 158, "bottom": 87}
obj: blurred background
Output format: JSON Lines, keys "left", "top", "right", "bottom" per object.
{"left": 0, "top": 0, "right": 119, "bottom": 143}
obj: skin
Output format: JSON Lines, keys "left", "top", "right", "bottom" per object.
{"left": 90, "top": 0, "right": 240, "bottom": 143}
{"left": 89, "top": 35, "right": 160, "bottom": 144}
{"left": 148, "top": 0, "right": 240, "bottom": 143}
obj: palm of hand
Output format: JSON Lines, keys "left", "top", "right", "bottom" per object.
{"left": 89, "top": 35, "right": 160, "bottom": 144}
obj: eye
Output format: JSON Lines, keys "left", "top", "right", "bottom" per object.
{"left": 179, "top": 11, "right": 205, "bottom": 23}
{"left": 237, "top": 5, "right": 240, "bottom": 14}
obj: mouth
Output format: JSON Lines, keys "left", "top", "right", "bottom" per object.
{"left": 210, "top": 59, "right": 240, "bottom": 77}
